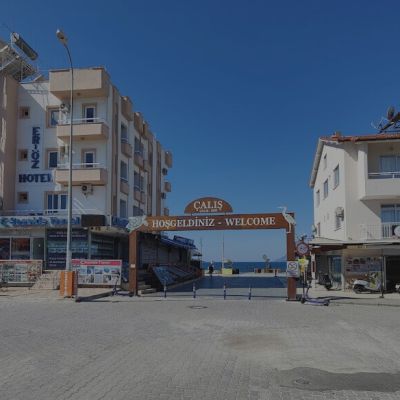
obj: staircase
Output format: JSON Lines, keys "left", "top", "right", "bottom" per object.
{"left": 137, "top": 270, "right": 157, "bottom": 295}
{"left": 31, "top": 270, "right": 60, "bottom": 290}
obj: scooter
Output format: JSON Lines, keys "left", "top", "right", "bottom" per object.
{"left": 319, "top": 274, "right": 332, "bottom": 290}
{"left": 353, "top": 273, "right": 382, "bottom": 294}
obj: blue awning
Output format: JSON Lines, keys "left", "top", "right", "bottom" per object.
{"left": 160, "top": 237, "right": 197, "bottom": 250}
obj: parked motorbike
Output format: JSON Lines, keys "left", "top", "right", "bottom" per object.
{"left": 319, "top": 274, "right": 332, "bottom": 290}
{"left": 353, "top": 273, "right": 381, "bottom": 293}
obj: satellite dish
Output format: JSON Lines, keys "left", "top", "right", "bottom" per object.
{"left": 387, "top": 106, "right": 395, "bottom": 121}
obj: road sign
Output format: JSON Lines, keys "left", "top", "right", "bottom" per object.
{"left": 286, "top": 261, "right": 299, "bottom": 278}
{"left": 296, "top": 241, "right": 309, "bottom": 256}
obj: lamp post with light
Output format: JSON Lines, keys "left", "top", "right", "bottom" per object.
{"left": 56, "top": 29, "right": 74, "bottom": 287}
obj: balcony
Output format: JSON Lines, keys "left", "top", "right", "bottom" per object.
{"left": 134, "top": 152, "right": 144, "bottom": 168}
{"left": 121, "top": 140, "right": 132, "bottom": 158}
{"left": 360, "top": 171, "right": 400, "bottom": 200}
{"left": 360, "top": 222, "right": 400, "bottom": 240}
{"left": 134, "top": 188, "right": 142, "bottom": 202}
{"left": 134, "top": 112, "right": 143, "bottom": 135}
{"left": 121, "top": 96, "right": 134, "bottom": 121}
{"left": 165, "top": 151, "right": 173, "bottom": 168}
{"left": 164, "top": 181, "right": 171, "bottom": 192}
{"left": 120, "top": 179, "right": 129, "bottom": 195}
{"left": 55, "top": 163, "right": 108, "bottom": 185}
{"left": 49, "top": 67, "right": 109, "bottom": 99}
{"left": 57, "top": 119, "right": 109, "bottom": 141}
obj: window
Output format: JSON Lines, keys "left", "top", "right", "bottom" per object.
{"left": 381, "top": 204, "right": 400, "bottom": 223}
{"left": 120, "top": 161, "right": 128, "bottom": 182}
{"left": 11, "top": 238, "right": 30, "bottom": 259}
{"left": 47, "top": 107, "right": 60, "bottom": 127}
{"left": 134, "top": 171, "right": 144, "bottom": 191}
{"left": 316, "top": 190, "right": 320, "bottom": 207}
{"left": 134, "top": 137, "right": 144, "bottom": 156}
{"left": 120, "top": 199, "right": 127, "bottom": 218}
{"left": 333, "top": 165, "right": 340, "bottom": 188}
{"left": 323, "top": 179, "right": 329, "bottom": 199}
{"left": 0, "top": 238, "right": 10, "bottom": 260}
{"left": 19, "top": 106, "right": 30, "bottom": 119}
{"left": 317, "top": 222, "right": 321, "bottom": 237}
{"left": 47, "top": 150, "right": 58, "bottom": 169}
{"left": 379, "top": 155, "right": 400, "bottom": 176}
{"left": 323, "top": 154, "right": 327, "bottom": 170}
{"left": 121, "top": 124, "right": 128, "bottom": 143}
{"left": 47, "top": 193, "right": 67, "bottom": 214}
{"left": 18, "top": 149, "right": 28, "bottom": 161}
{"left": 83, "top": 104, "right": 96, "bottom": 123}
{"left": 133, "top": 206, "right": 144, "bottom": 216}
{"left": 83, "top": 150, "right": 95, "bottom": 168}
{"left": 18, "top": 192, "right": 28, "bottom": 203}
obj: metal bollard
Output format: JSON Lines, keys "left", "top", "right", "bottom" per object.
{"left": 223, "top": 282, "right": 226, "bottom": 300}
{"left": 193, "top": 282, "right": 196, "bottom": 299}
{"left": 164, "top": 283, "right": 167, "bottom": 298}
{"left": 248, "top": 285, "right": 252, "bottom": 300}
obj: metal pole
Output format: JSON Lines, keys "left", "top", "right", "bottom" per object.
{"left": 193, "top": 282, "right": 196, "bottom": 299}
{"left": 164, "top": 282, "right": 167, "bottom": 298}
{"left": 248, "top": 285, "right": 252, "bottom": 300}
{"left": 380, "top": 255, "right": 385, "bottom": 299}
{"left": 223, "top": 282, "right": 226, "bottom": 300}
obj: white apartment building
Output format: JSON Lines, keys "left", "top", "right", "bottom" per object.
{"left": 309, "top": 131, "right": 400, "bottom": 289}
{"left": 0, "top": 62, "right": 173, "bottom": 268}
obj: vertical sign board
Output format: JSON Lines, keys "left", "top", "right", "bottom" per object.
{"left": 286, "top": 261, "right": 300, "bottom": 278}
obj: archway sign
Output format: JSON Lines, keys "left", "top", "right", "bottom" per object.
{"left": 128, "top": 197, "right": 297, "bottom": 300}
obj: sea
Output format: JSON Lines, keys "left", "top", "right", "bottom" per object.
{"left": 201, "top": 261, "right": 287, "bottom": 273}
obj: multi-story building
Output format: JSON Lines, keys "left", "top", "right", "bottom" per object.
{"left": 309, "top": 131, "right": 400, "bottom": 289}
{"left": 0, "top": 36, "right": 173, "bottom": 268}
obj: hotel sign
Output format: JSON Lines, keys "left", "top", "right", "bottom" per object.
{"left": 184, "top": 197, "right": 233, "bottom": 214}
{"left": 133, "top": 213, "right": 288, "bottom": 232}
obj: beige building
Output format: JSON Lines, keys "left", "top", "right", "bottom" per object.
{"left": 310, "top": 131, "right": 400, "bottom": 290}
{"left": 0, "top": 35, "right": 173, "bottom": 268}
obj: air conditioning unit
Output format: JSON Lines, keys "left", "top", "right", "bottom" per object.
{"left": 335, "top": 207, "right": 344, "bottom": 218}
{"left": 161, "top": 192, "right": 167, "bottom": 199}
{"left": 81, "top": 184, "right": 93, "bottom": 195}
{"left": 60, "top": 103, "right": 70, "bottom": 113}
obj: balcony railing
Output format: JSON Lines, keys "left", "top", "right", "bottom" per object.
{"left": 360, "top": 222, "right": 400, "bottom": 240}
{"left": 368, "top": 171, "right": 400, "bottom": 179}
{"left": 57, "top": 118, "right": 109, "bottom": 141}
{"left": 55, "top": 163, "right": 108, "bottom": 185}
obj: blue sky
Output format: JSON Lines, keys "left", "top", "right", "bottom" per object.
{"left": 3, "top": 0, "right": 400, "bottom": 261}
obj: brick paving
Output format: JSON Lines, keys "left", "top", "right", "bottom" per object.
{"left": 1, "top": 284, "right": 400, "bottom": 399}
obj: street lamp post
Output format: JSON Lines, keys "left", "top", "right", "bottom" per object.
{"left": 56, "top": 29, "right": 74, "bottom": 281}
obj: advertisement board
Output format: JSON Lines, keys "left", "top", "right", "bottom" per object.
{"left": 46, "top": 229, "right": 88, "bottom": 269}
{"left": 72, "top": 259, "right": 122, "bottom": 286}
{"left": 0, "top": 260, "right": 42, "bottom": 283}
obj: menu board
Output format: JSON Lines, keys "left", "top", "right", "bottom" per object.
{"left": 72, "top": 259, "right": 121, "bottom": 286}
{"left": 46, "top": 229, "right": 88, "bottom": 269}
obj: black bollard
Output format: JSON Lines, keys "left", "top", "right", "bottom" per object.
{"left": 223, "top": 282, "right": 226, "bottom": 300}
{"left": 248, "top": 285, "right": 252, "bottom": 300}
{"left": 164, "top": 283, "right": 167, "bottom": 298}
{"left": 193, "top": 282, "right": 196, "bottom": 299}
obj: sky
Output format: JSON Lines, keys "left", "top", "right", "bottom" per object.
{"left": 2, "top": 0, "right": 400, "bottom": 261}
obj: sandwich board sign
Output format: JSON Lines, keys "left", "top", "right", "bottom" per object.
{"left": 286, "top": 261, "right": 299, "bottom": 278}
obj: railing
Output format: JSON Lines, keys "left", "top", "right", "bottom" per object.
{"left": 360, "top": 222, "right": 400, "bottom": 240}
{"left": 58, "top": 117, "right": 107, "bottom": 125}
{"left": 368, "top": 171, "right": 400, "bottom": 179}
{"left": 121, "top": 137, "right": 130, "bottom": 144}
{"left": 57, "top": 162, "right": 102, "bottom": 169}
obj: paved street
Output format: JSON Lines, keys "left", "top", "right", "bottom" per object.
{"left": 1, "top": 288, "right": 400, "bottom": 400}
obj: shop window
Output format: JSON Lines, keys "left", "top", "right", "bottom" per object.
{"left": 11, "top": 238, "right": 30, "bottom": 259}
{"left": 18, "top": 149, "right": 28, "bottom": 161}
{"left": 19, "top": 106, "right": 30, "bottom": 119}
{"left": 0, "top": 238, "right": 10, "bottom": 259}
{"left": 18, "top": 192, "right": 29, "bottom": 203}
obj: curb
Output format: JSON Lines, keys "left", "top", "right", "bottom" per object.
{"left": 75, "top": 291, "right": 114, "bottom": 302}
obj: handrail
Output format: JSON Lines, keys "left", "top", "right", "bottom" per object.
{"left": 368, "top": 171, "right": 400, "bottom": 179}
{"left": 57, "top": 162, "right": 102, "bottom": 169}
{"left": 58, "top": 117, "right": 107, "bottom": 125}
